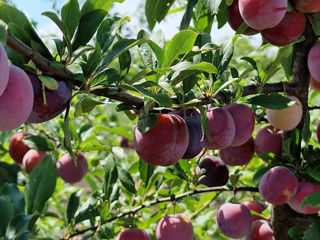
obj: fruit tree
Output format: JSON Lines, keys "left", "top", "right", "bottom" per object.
{"left": 0, "top": 0, "right": 320, "bottom": 239}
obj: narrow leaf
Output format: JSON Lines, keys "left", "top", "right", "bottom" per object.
{"left": 246, "top": 94, "right": 295, "bottom": 110}
{"left": 25, "top": 156, "right": 57, "bottom": 214}
{"left": 162, "top": 30, "right": 198, "bottom": 67}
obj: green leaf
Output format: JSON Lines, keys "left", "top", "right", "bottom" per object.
{"left": 0, "top": 162, "right": 20, "bottom": 185}
{"left": 303, "top": 215, "right": 320, "bottom": 240}
{"left": 216, "top": 0, "right": 227, "bottom": 29}
{"left": 0, "top": 183, "right": 25, "bottom": 216}
{"left": 288, "top": 226, "right": 304, "bottom": 240}
{"left": 103, "top": 155, "right": 118, "bottom": 199}
{"left": 100, "top": 38, "right": 164, "bottom": 71}
{"left": 0, "top": 196, "right": 14, "bottom": 237}
{"left": 100, "top": 38, "right": 136, "bottom": 69}
{"left": 118, "top": 167, "right": 136, "bottom": 194}
{"left": 91, "top": 68, "right": 120, "bottom": 86}
{"left": 25, "top": 156, "right": 57, "bottom": 214}
{"left": 63, "top": 104, "right": 76, "bottom": 164}
{"left": 263, "top": 45, "right": 292, "bottom": 83}
{"left": 81, "top": 42, "right": 102, "bottom": 77}
{"left": 133, "top": 85, "right": 172, "bottom": 108}
{"left": 0, "top": 3, "right": 52, "bottom": 59}
{"left": 137, "top": 113, "right": 157, "bottom": 134}
{"left": 42, "top": 11, "right": 70, "bottom": 40}
{"left": 0, "top": 21, "right": 7, "bottom": 45}
{"left": 137, "top": 30, "right": 155, "bottom": 69}
{"left": 23, "top": 135, "right": 55, "bottom": 152}
{"left": 302, "top": 112, "right": 311, "bottom": 143}
{"left": 162, "top": 30, "right": 198, "bottom": 67}
{"left": 80, "top": 0, "right": 125, "bottom": 16}
{"left": 245, "top": 94, "right": 295, "bottom": 110}
{"left": 180, "top": 0, "right": 197, "bottom": 30}
{"left": 5, "top": 214, "right": 30, "bottom": 239}
{"left": 241, "top": 56, "right": 258, "bottom": 73}
{"left": 309, "top": 14, "right": 320, "bottom": 36}
{"left": 171, "top": 62, "right": 217, "bottom": 73}
{"left": 72, "top": 9, "right": 107, "bottom": 50}
{"left": 74, "top": 97, "right": 104, "bottom": 117}
{"left": 119, "top": 50, "right": 131, "bottom": 78}
{"left": 139, "top": 159, "right": 155, "bottom": 186}
{"left": 61, "top": 0, "right": 80, "bottom": 38}
{"left": 219, "top": 38, "right": 235, "bottom": 74}
{"left": 38, "top": 75, "right": 59, "bottom": 90}
{"left": 167, "top": 162, "right": 188, "bottom": 181}
{"left": 145, "top": 0, "right": 175, "bottom": 30}
{"left": 67, "top": 191, "right": 80, "bottom": 223}
{"left": 202, "top": 0, "right": 222, "bottom": 14}
{"left": 300, "top": 192, "right": 320, "bottom": 208}
{"left": 97, "top": 16, "right": 130, "bottom": 53}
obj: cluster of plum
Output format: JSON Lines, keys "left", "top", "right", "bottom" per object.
{"left": 216, "top": 165, "right": 320, "bottom": 239}
{"left": 260, "top": 166, "right": 320, "bottom": 214}
{"left": 116, "top": 214, "right": 193, "bottom": 240}
{"left": 227, "top": 0, "right": 312, "bottom": 47}
{"left": 132, "top": 94, "right": 316, "bottom": 238}
{"left": 8, "top": 132, "right": 88, "bottom": 183}
{"left": 133, "top": 97, "right": 301, "bottom": 169}
{"left": 0, "top": 43, "right": 72, "bottom": 132}
{"left": 216, "top": 200, "right": 273, "bottom": 239}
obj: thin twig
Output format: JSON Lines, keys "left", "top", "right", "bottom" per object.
{"left": 63, "top": 186, "right": 259, "bottom": 239}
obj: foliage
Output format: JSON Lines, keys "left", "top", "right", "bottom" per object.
{"left": 0, "top": 0, "right": 320, "bottom": 239}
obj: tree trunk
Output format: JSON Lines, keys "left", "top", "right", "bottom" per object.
{"left": 272, "top": 17, "right": 317, "bottom": 240}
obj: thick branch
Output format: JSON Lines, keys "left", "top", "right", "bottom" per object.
{"left": 272, "top": 18, "right": 317, "bottom": 240}
{"left": 6, "top": 32, "right": 75, "bottom": 80}
{"left": 62, "top": 186, "right": 258, "bottom": 239}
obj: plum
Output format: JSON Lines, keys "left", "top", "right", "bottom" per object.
{"left": 56, "top": 153, "right": 89, "bottom": 183}
{"left": 204, "top": 107, "right": 235, "bottom": 150}
{"left": 116, "top": 228, "right": 150, "bottom": 240}
{"left": 216, "top": 203, "right": 252, "bottom": 238}
{"left": 242, "top": 200, "right": 268, "bottom": 221}
{"left": 176, "top": 109, "right": 204, "bottom": 159}
{"left": 156, "top": 214, "right": 193, "bottom": 240}
{"left": 0, "top": 44, "right": 9, "bottom": 96}
{"left": 225, "top": 104, "right": 255, "bottom": 147}
{"left": 310, "top": 75, "right": 320, "bottom": 91}
{"left": 134, "top": 114, "right": 189, "bottom": 166}
{"left": 255, "top": 125, "right": 283, "bottom": 161}
{"left": 293, "top": 0, "right": 320, "bottom": 13}
{"left": 308, "top": 44, "right": 320, "bottom": 82}
{"left": 266, "top": 96, "right": 302, "bottom": 131}
{"left": 262, "top": 10, "right": 306, "bottom": 46}
{"left": 259, "top": 166, "right": 298, "bottom": 205}
{"left": 0, "top": 66, "right": 34, "bottom": 132}
{"left": 245, "top": 220, "right": 274, "bottom": 240}
{"left": 9, "top": 132, "right": 31, "bottom": 164}
{"left": 288, "top": 180, "right": 320, "bottom": 214}
{"left": 197, "top": 156, "right": 229, "bottom": 187}
{"left": 22, "top": 149, "right": 49, "bottom": 174}
{"left": 238, "top": 0, "right": 287, "bottom": 30}
{"left": 227, "top": 0, "right": 259, "bottom": 35}
{"left": 219, "top": 137, "right": 255, "bottom": 166}
{"left": 26, "top": 72, "right": 72, "bottom": 123}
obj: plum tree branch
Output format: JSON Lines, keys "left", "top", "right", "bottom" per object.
{"left": 272, "top": 18, "right": 317, "bottom": 240}
{"left": 63, "top": 186, "right": 258, "bottom": 239}
{"left": 7, "top": 31, "right": 296, "bottom": 111}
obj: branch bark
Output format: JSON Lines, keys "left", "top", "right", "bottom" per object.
{"left": 272, "top": 18, "right": 317, "bottom": 240}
